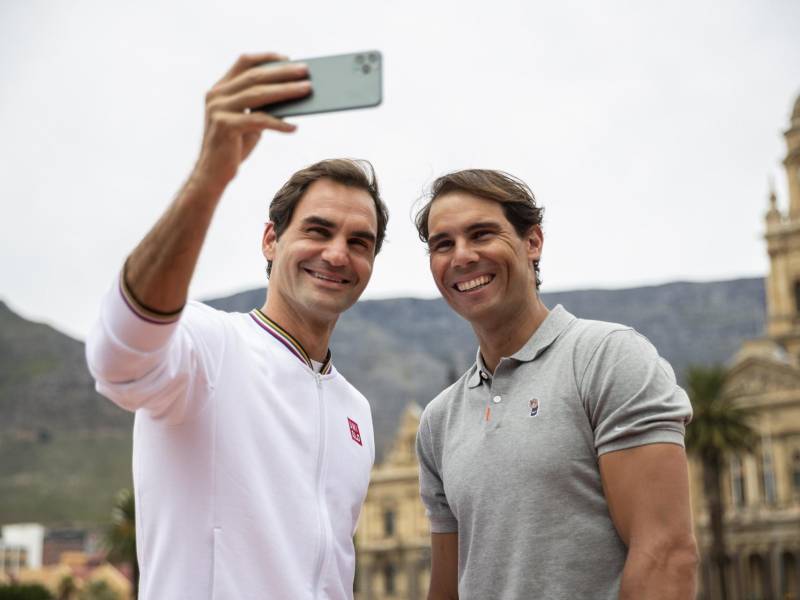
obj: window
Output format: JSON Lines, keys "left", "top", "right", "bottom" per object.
{"left": 792, "top": 450, "right": 800, "bottom": 494}
{"left": 730, "top": 455, "right": 746, "bottom": 508}
{"left": 384, "top": 563, "right": 396, "bottom": 595}
{"left": 794, "top": 281, "right": 800, "bottom": 314}
{"left": 384, "top": 509, "right": 396, "bottom": 537}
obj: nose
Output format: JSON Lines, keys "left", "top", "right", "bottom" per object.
{"left": 321, "top": 236, "right": 349, "bottom": 267}
{"left": 452, "top": 239, "right": 478, "bottom": 268}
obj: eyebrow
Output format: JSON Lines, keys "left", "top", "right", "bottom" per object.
{"left": 301, "top": 215, "right": 376, "bottom": 244}
{"left": 301, "top": 216, "right": 336, "bottom": 229}
{"left": 427, "top": 220, "right": 502, "bottom": 247}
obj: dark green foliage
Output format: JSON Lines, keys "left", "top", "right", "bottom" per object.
{"left": 685, "top": 365, "right": 757, "bottom": 459}
{"left": 0, "top": 584, "right": 54, "bottom": 600}
{"left": 77, "top": 581, "right": 118, "bottom": 600}
{"left": 105, "top": 489, "right": 138, "bottom": 598}
{"left": 685, "top": 364, "right": 758, "bottom": 600}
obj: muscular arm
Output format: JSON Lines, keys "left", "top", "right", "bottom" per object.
{"left": 599, "top": 443, "right": 699, "bottom": 599}
{"left": 125, "top": 52, "right": 311, "bottom": 313}
{"left": 428, "top": 532, "right": 459, "bottom": 600}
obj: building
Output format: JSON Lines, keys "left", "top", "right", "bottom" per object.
{"left": 355, "top": 404, "right": 431, "bottom": 600}
{"left": 691, "top": 93, "right": 800, "bottom": 600}
{"left": 0, "top": 523, "right": 44, "bottom": 576}
{"left": 42, "top": 528, "right": 92, "bottom": 566}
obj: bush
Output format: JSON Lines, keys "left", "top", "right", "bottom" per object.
{"left": 0, "top": 583, "right": 54, "bottom": 600}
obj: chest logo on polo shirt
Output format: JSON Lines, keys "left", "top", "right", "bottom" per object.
{"left": 529, "top": 398, "right": 540, "bottom": 417}
{"left": 348, "top": 418, "right": 363, "bottom": 446}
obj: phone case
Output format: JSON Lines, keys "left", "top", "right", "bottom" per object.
{"left": 265, "top": 51, "right": 383, "bottom": 118}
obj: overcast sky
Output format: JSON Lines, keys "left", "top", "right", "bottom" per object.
{"left": 2, "top": 0, "right": 799, "bottom": 340}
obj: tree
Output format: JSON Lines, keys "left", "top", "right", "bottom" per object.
{"left": 56, "top": 575, "right": 77, "bottom": 600}
{"left": 0, "top": 583, "right": 53, "bottom": 600}
{"left": 77, "top": 581, "right": 117, "bottom": 600}
{"left": 105, "top": 489, "right": 138, "bottom": 599}
{"left": 685, "top": 365, "right": 757, "bottom": 600}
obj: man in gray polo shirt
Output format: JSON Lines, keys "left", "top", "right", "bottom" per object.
{"left": 414, "top": 170, "right": 698, "bottom": 599}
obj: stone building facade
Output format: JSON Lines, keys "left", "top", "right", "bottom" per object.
{"left": 355, "top": 404, "right": 430, "bottom": 600}
{"left": 691, "top": 93, "right": 800, "bottom": 600}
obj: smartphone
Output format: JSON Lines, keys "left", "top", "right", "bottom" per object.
{"left": 261, "top": 50, "right": 383, "bottom": 118}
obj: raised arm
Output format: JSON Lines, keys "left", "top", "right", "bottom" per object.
{"left": 124, "top": 52, "right": 311, "bottom": 314}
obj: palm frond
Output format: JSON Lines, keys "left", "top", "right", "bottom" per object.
{"left": 685, "top": 365, "right": 758, "bottom": 459}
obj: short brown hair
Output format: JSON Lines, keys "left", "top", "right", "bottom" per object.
{"left": 415, "top": 169, "right": 544, "bottom": 289}
{"left": 267, "top": 159, "right": 389, "bottom": 277}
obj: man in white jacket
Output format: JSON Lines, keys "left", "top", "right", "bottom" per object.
{"left": 86, "top": 52, "right": 389, "bottom": 599}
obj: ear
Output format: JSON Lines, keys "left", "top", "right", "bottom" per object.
{"left": 526, "top": 225, "right": 543, "bottom": 264}
{"left": 262, "top": 222, "right": 277, "bottom": 261}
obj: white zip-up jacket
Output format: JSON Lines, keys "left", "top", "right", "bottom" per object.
{"left": 86, "top": 280, "right": 375, "bottom": 600}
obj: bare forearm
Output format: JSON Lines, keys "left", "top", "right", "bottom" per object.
{"left": 619, "top": 545, "right": 698, "bottom": 600}
{"left": 125, "top": 174, "right": 223, "bottom": 313}
{"left": 122, "top": 53, "right": 310, "bottom": 314}
{"left": 428, "top": 533, "right": 459, "bottom": 600}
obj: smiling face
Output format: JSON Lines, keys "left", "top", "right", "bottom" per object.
{"left": 427, "top": 191, "right": 543, "bottom": 328}
{"left": 262, "top": 178, "right": 378, "bottom": 326}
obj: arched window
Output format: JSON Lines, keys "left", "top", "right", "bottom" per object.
{"left": 730, "top": 455, "right": 746, "bottom": 508}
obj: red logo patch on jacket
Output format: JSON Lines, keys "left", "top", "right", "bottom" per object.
{"left": 348, "top": 418, "right": 362, "bottom": 446}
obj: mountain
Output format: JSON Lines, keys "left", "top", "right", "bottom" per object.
{"left": 207, "top": 277, "right": 766, "bottom": 454}
{"left": 0, "top": 300, "right": 133, "bottom": 526}
{"left": 0, "top": 277, "right": 766, "bottom": 525}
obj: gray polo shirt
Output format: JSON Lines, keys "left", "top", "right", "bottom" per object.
{"left": 416, "top": 305, "right": 692, "bottom": 599}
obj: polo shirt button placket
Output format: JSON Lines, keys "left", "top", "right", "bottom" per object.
{"left": 487, "top": 389, "right": 505, "bottom": 430}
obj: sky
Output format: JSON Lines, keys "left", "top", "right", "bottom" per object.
{"left": 1, "top": 0, "right": 799, "bottom": 340}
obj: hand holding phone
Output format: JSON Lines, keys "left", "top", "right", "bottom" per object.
{"left": 193, "top": 53, "right": 311, "bottom": 191}
{"left": 259, "top": 51, "right": 383, "bottom": 118}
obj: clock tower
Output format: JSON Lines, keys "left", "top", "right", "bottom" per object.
{"left": 765, "top": 94, "right": 800, "bottom": 354}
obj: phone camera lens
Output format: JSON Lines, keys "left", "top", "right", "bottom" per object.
{"left": 367, "top": 52, "right": 378, "bottom": 63}
{"left": 355, "top": 54, "right": 365, "bottom": 64}
{"left": 361, "top": 64, "right": 371, "bottom": 74}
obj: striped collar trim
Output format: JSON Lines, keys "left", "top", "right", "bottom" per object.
{"left": 249, "top": 309, "right": 332, "bottom": 375}
{"left": 118, "top": 269, "right": 182, "bottom": 325}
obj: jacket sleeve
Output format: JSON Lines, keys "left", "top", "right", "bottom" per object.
{"left": 85, "top": 274, "right": 226, "bottom": 424}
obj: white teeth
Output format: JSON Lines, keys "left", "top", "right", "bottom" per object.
{"left": 310, "top": 270, "right": 346, "bottom": 284}
{"left": 456, "top": 275, "right": 492, "bottom": 292}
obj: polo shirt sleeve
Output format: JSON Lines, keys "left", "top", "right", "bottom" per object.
{"left": 578, "top": 328, "right": 692, "bottom": 456}
{"left": 85, "top": 274, "right": 226, "bottom": 424}
{"left": 416, "top": 406, "right": 458, "bottom": 533}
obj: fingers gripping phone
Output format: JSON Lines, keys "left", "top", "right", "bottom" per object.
{"left": 262, "top": 51, "right": 383, "bottom": 118}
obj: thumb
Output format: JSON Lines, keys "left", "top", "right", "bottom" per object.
{"left": 241, "top": 132, "right": 262, "bottom": 161}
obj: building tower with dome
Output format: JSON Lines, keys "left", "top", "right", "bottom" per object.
{"left": 689, "top": 92, "right": 800, "bottom": 600}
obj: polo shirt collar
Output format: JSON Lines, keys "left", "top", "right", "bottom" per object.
{"left": 467, "top": 304, "right": 575, "bottom": 388}
{"left": 249, "top": 309, "right": 333, "bottom": 374}
{"left": 467, "top": 352, "right": 493, "bottom": 388}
